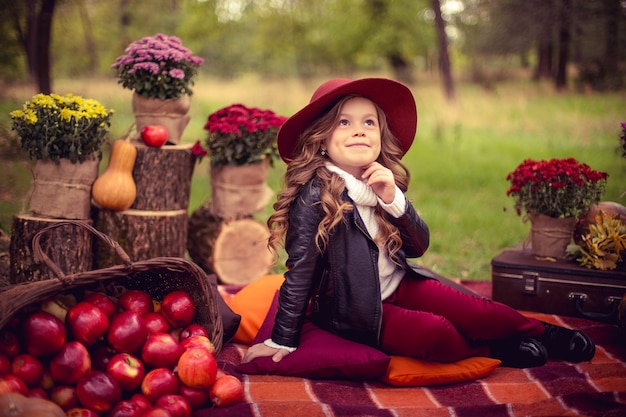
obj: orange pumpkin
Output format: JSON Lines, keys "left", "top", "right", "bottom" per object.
{"left": 91, "top": 139, "right": 137, "bottom": 211}
{"left": 575, "top": 201, "right": 626, "bottom": 240}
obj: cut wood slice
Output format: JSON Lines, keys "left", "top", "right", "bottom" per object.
{"left": 212, "top": 218, "right": 274, "bottom": 285}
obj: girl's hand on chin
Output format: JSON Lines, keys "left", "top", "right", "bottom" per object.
{"left": 362, "top": 162, "right": 395, "bottom": 204}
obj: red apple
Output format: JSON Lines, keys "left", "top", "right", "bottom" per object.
{"left": 49, "top": 385, "right": 80, "bottom": 411}
{"left": 0, "top": 353, "right": 12, "bottom": 375}
{"left": 179, "top": 384, "right": 209, "bottom": 410}
{"left": 106, "top": 353, "right": 145, "bottom": 392}
{"left": 10, "top": 353, "right": 44, "bottom": 388}
{"left": 119, "top": 289, "right": 154, "bottom": 316}
{"left": 0, "top": 374, "right": 28, "bottom": 395}
{"left": 67, "top": 301, "right": 109, "bottom": 346}
{"left": 0, "top": 328, "right": 22, "bottom": 358}
{"left": 168, "top": 327, "right": 182, "bottom": 343}
{"left": 141, "top": 368, "right": 179, "bottom": 403}
{"left": 107, "top": 311, "right": 148, "bottom": 354}
{"left": 179, "top": 335, "right": 216, "bottom": 356}
{"left": 83, "top": 292, "right": 116, "bottom": 317}
{"left": 140, "top": 408, "right": 173, "bottom": 417}
{"left": 76, "top": 371, "right": 121, "bottom": 414}
{"left": 160, "top": 291, "right": 195, "bottom": 328}
{"left": 27, "top": 386, "right": 48, "bottom": 399}
{"left": 90, "top": 343, "right": 117, "bottom": 372}
{"left": 66, "top": 408, "right": 99, "bottom": 417}
{"left": 176, "top": 347, "right": 217, "bottom": 389}
{"left": 155, "top": 394, "right": 191, "bottom": 417}
{"left": 141, "top": 332, "right": 183, "bottom": 369}
{"left": 130, "top": 393, "right": 152, "bottom": 411}
{"left": 23, "top": 311, "right": 66, "bottom": 357}
{"left": 140, "top": 125, "right": 169, "bottom": 148}
{"left": 39, "top": 369, "right": 54, "bottom": 390}
{"left": 49, "top": 341, "right": 92, "bottom": 385}
{"left": 108, "top": 399, "right": 145, "bottom": 417}
{"left": 144, "top": 312, "right": 171, "bottom": 334}
{"left": 179, "top": 324, "right": 208, "bottom": 341}
{"left": 209, "top": 375, "right": 244, "bottom": 408}
{"left": 40, "top": 293, "right": 75, "bottom": 323}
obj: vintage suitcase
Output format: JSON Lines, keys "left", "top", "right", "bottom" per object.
{"left": 491, "top": 246, "right": 626, "bottom": 323}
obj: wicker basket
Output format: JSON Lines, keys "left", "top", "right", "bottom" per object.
{"left": 0, "top": 220, "right": 224, "bottom": 354}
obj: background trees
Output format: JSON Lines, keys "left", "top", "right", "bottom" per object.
{"left": 0, "top": 0, "right": 624, "bottom": 94}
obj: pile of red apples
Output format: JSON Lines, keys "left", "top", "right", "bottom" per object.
{"left": 0, "top": 288, "right": 243, "bottom": 416}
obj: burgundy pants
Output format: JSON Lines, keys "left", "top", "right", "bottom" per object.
{"left": 380, "top": 277, "right": 545, "bottom": 362}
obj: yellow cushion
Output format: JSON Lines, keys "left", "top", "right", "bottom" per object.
{"left": 225, "top": 274, "right": 285, "bottom": 344}
{"left": 381, "top": 355, "right": 502, "bottom": 386}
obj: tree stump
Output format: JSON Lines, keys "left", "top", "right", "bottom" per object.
{"left": 131, "top": 141, "right": 196, "bottom": 211}
{"left": 187, "top": 204, "right": 274, "bottom": 285}
{"left": 93, "top": 140, "right": 198, "bottom": 267}
{"left": 9, "top": 215, "right": 93, "bottom": 284}
{"left": 187, "top": 205, "right": 223, "bottom": 273}
{"left": 92, "top": 207, "right": 188, "bottom": 268}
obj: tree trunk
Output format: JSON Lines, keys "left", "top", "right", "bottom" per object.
{"left": 10, "top": 215, "right": 93, "bottom": 284}
{"left": 533, "top": 34, "right": 553, "bottom": 80}
{"left": 603, "top": 0, "right": 621, "bottom": 88}
{"left": 24, "top": 0, "right": 56, "bottom": 93}
{"left": 187, "top": 205, "right": 273, "bottom": 285}
{"left": 130, "top": 142, "right": 197, "bottom": 211}
{"left": 555, "top": 0, "right": 571, "bottom": 90}
{"left": 92, "top": 207, "right": 188, "bottom": 269}
{"left": 26, "top": 0, "right": 38, "bottom": 87}
{"left": 431, "top": 0, "right": 455, "bottom": 102}
{"left": 78, "top": 0, "right": 98, "bottom": 74}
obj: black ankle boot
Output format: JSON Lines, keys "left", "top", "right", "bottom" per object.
{"left": 538, "top": 322, "right": 596, "bottom": 363}
{"left": 491, "top": 337, "right": 548, "bottom": 368}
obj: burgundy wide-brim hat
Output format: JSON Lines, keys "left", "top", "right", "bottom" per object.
{"left": 277, "top": 78, "right": 418, "bottom": 163}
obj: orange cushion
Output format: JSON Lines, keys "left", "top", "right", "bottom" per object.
{"left": 225, "top": 274, "right": 284, "bottom": 344}
{"left": 381, "top": 355, "right": 501, "bottom": 386}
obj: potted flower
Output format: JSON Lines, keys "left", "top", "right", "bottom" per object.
{"left": 203, "top": 103, "right": 287, "bottom": 218}
{"left": 111, "top": 33, "right": 204, "bottom": 144}
{"left": 10, "top": 93, "right": 113, "bottom": 220}
{"left": 506, "top": 157, "right": 609, "bottom": 258}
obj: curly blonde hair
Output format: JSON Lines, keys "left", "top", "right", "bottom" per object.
{"left": 268, "top": 95, "right": 410, "bottom": 260}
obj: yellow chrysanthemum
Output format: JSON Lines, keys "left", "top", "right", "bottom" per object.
{"left": 59, "top": 107, "right": 74, "bottom": 122}
{"left": 31, "top": 94, "right": 57, "bottom": 108}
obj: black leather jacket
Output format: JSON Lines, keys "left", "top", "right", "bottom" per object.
{"left": 270, "top": 177, "right": 431, "bottom": 348}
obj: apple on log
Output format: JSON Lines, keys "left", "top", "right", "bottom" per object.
{"left": 140, "top": 125, "right": 169, "bottom": 148}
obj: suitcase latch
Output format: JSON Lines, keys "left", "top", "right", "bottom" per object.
{"left": 522, "top": 272, "right": 538, "bottom": 295}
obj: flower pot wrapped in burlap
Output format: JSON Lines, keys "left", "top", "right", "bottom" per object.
{"left": 132, "top": 93, "right": 191, "bottom": 145}
{"left": 529, "top": 213, "right": 577, "bottom": 259}
{"left": 30, "top": 158, "right": 100, "bottom": 220}
{"left": 209, "top": 159, "right": 274, "bottom": 219}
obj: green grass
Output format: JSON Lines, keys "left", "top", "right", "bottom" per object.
{"left": 1, "top": 74, "right": 625, "bottom": 280}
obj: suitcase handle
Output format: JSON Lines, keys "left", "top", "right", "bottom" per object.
{"left": 570, "top": 292, "right": 620, "bottom": 322}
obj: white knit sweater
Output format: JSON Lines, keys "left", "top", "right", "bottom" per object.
{"left": 325, "top": 163, "right": 405, "bottom": 301}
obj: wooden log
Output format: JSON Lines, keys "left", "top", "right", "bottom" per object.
{"left": 187, "top": 204, "right": 223, "bottom": 274}
{"left": 212, "top": 218, "right": 274, "bottom": 285}
{"left": 187, "top": 205, "right": 274, "bottom": 285}
{"left": 131, "top": 140, "right": 197, "bottom": 211}
{"left": 93, "top": 206, "right": 188, "bottom": 268}
{"left": 9, "top": 214, "right": 93, "bottom": 284}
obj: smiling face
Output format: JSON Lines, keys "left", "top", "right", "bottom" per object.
{"left": 324, "top": 97, "right": 381, "bottom": 177}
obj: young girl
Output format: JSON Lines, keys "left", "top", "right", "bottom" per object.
{"left": 242, "top": 78, "right": 595, "bottom": 368}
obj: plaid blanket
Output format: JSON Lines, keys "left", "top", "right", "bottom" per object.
{"left": 195, "top": 286, "right": 626, "bottom": 417}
